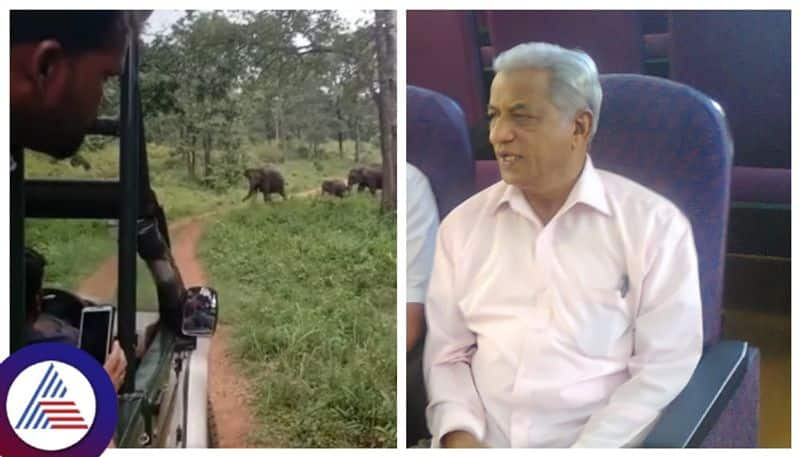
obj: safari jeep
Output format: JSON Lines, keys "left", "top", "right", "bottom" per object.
{"left": 9, "top": 32, "right": 219, "bottom": 447}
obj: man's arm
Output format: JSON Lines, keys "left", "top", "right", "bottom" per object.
{"left": 572, "top": 214, "right": 703, "bottom": 448}
{"left": 423, "top": 224, "right": 487, "bottom": 447}
{"left": 406, "top": 166, "right": 438, "bottom": 352}
{"left": 407, "top": 303, "right": 425, "bottom": 352}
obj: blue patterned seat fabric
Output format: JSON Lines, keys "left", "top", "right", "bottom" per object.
{"left": 407, "top": 85, "right": 476, "bottom": 220}
{"left": 592, "top": 74, "right": 732, "bottom": 346}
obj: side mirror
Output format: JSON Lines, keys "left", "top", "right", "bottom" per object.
{"left": 181, "top": 286, "right": 219, "bottom": 337}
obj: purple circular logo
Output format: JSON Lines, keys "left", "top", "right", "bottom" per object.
{"left": 0, "top": 343, "right": 118, "bottom": 456}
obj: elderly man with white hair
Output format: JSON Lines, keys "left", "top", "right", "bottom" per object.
{"left": 423, "top": 42, "right": 703, "bottom": 448}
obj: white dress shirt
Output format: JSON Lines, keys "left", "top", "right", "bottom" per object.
{"left": 407, "top": 163, "right": 440, "bottom": 304}
{"left": 423, "top": 155, "right": 703, "bottom": 448}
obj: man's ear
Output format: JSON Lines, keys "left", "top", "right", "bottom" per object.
{"left": 572, "top": 110, "right": 594, "bottom": 144}
{"left": 30, "top": 40, "right": 67, "bottom": 97}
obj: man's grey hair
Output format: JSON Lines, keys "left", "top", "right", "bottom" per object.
{"left": 493, "top": 42, "right": 602, "bottom": 137}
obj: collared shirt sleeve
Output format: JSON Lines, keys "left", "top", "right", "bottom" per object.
{"left": 423, "top": 219, "right": 487, "bottom": 447}
{"left": 406, "top": 165, "right": 439, "bottom": 304}
{"left": 572, "top": 212, "right": 704, "bottom": 448}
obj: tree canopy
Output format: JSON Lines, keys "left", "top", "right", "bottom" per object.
{"left": 114, "top": 10, "right": 389, "bottom": 193}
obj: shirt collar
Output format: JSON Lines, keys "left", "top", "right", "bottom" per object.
{"left": 494, "top": 155, "right": 611, "bottom": 218}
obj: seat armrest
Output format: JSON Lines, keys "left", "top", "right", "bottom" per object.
{"left": 642, "top": 340, "right": 749, "bottom": 448}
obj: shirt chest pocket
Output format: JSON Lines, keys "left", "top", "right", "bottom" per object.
{"left": 569, "top": 288, "right": 633, "bottom": 358}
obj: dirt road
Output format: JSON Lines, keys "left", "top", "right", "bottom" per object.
{"left": 77, "top": 218, "right": 256, "bottom": 448}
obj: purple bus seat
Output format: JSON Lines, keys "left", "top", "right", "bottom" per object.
{"left": 475, "top": 10, "right": 489, "bottom": 32}
{"left": 485, "top": 11, "right": 645, "bottom": 74}
{"left": 731, "top": 167, "right": 791, "bottom": 205}
{"left": 407, "top": 11, "right": 487, "bottom": 131}
{"left": 479, "top": 46, "right": 496, "bottom": 70}
{"left": 643, "top": 32, "right": 670, "bottom": 59}
{"left": 475, "top": 159, "right": 501, "bottom": 192}
{"left": 593, "top": 74, "right": 757, "bottom": 446}
{"left": 593, "top": 74, "right": 732, "bottom": 346}
{"left": 727, "top": 166, "right": 790, "bottom": 258}
{"left": 668, "top": 11, "right": 790, "bottom": 169}
{"left": 406, "top": 85, "right": 476, "bottom": 446}
{"left": 407, "top": 85, "right": 476, "bottom": 220}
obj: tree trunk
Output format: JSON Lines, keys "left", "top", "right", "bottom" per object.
{"left": 337, "top": 96, "right": 344, "bottom": 158}
{"left": 374, "top": 10, "right": 397, "bottom": 212}
{"left": 203, "top": 133, "right": 212, "bottom": 180}
{"left": 376, "top": 95, "right": 387, "bottom": 165}
{"left": 354, "top": 120, "right": 361, "bottom": 163}
{"left": 181, "top": 126, "right": 191, "bottom": 176}
{"left": 274, "top": 97, "right": 285, "bottom": 163}
{"left": 189, "top": 134, "right": 197, "bottom": 179}
{"left": 274, "top": 107, "right": 280, "bottom": 145}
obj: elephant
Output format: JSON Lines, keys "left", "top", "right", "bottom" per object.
{"left": 347, "top": 166, "right": 383, "bottom": 195}
{"left": 243, "top": 167, "right": 287, "bottom": 202}
{"left": 321, "top": 179, "right": 348, "bottom": 198}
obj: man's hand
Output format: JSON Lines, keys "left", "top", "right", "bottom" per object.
{"left": 441, "top": 430, "right": 486, "bottom": 448}
{"left": 407, "top": 302, "right": 426, "bottom": 352}
{"left": 103, "top": 340, "right": 127, "bottom": 393}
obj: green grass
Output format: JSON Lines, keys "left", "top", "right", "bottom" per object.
{"left": 200, "top": 194, "right": 396, "bottom": 447}
{"left": 25, "top": 219, "right": 116, "bottom": 291}
{"left": 25, "top": 219, "right": 160, "bottom": 312}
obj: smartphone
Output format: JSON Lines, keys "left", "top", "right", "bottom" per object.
{"left": 78, "top": 306, "right": 114, "bottom": 365}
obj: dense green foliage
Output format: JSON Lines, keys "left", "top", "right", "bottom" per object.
{"left": 134, "top": 11, "right": 381, "bottom": 190}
